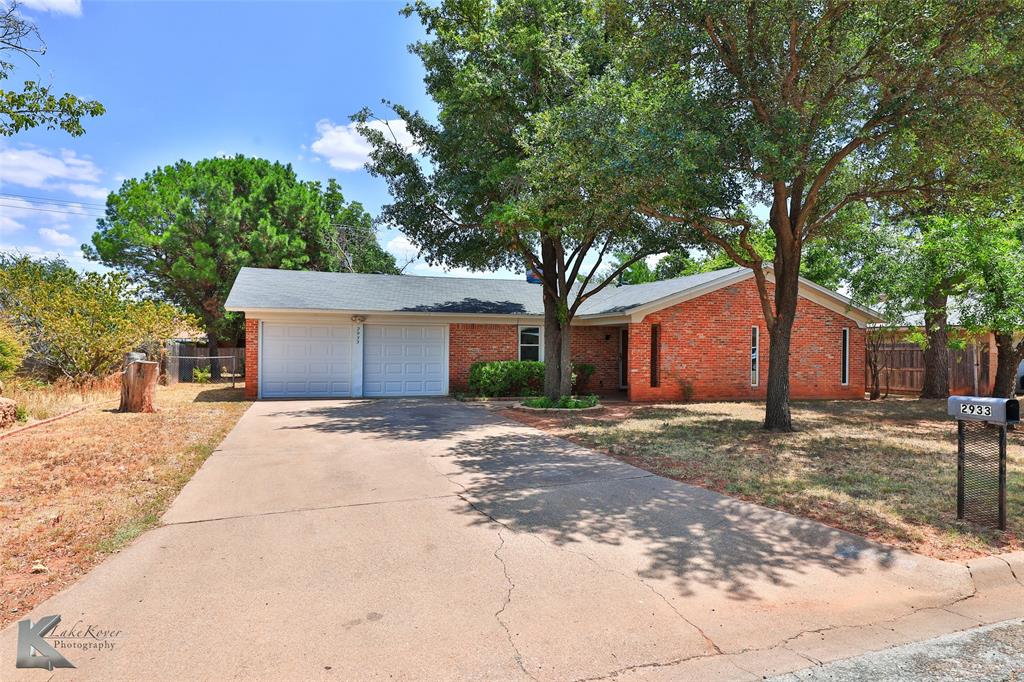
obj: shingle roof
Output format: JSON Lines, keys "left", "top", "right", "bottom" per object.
{"left": 225, "top": 268, "right": 548, "bottom": 315}
{"left": 224, "top": 265, "right": 781, "bottom": 319}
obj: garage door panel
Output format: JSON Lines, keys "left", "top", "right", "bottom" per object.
{"left": 363, "top": 324, "right": 447, "bottom": 397}
{"left": 261, "top": 322, "right": 354, "bottom": 398}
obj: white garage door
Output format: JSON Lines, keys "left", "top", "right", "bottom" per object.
{"left": 261, "top": 323, "right": 354, "bottom": 398}
{"left": 363, "top": 325, "right": 447, "bottom": 397}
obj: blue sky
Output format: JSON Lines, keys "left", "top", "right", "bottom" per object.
{"left": 0, "top": 0, "right": 522, "bottom": 278}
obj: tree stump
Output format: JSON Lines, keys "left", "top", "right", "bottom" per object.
{"left": 120, "top": 358, "right": 159, "bottom": 413}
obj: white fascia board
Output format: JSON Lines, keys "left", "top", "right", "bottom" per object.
{"left": 231, "top": 308, "right": 543, "bottom": 326}
{"left": 571, "top": 315, "right": 631, "bottom": 326}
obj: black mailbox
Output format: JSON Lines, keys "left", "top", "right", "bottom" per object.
{"left": 948, "top": 396, "right": 1015, "bottom": 530}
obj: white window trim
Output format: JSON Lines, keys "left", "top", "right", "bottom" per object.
{"left": 518, "top": 325, "right": 543, "bottom": 362}
{"left": 841, "top": 327, "right": 850, "bottom": 386}
{"left": 750, "top": 326, "right": 759, "bottom": 387}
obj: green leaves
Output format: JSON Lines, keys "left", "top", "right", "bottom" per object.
{"left": 0, "top": 80, "right": 105, "bottom": 137}
{"left": 0, "top": 320, "right": 25, "bottom": 381}
{"left": 1, "top": 5, "right": 104, "bottom": 136}
{"left": 0, "top": 255, "right": 195, "bottom": 379}
{"left": 87, "top": 156, "right": 396, "bottom": 343}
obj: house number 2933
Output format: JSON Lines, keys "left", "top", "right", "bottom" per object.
{"left": 960, "top": 403, "right": 992, "bottom": 417}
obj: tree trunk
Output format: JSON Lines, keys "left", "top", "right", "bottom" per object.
{"left": 206, "top": 329, "right": 222, "bottom": 380}
{"left": 920, "top": 290, "right": 949, "bottom": 399}
{"left": 765, "top": 321, "right": 794, "bottom": 430}
{"left": 541, "top": 237, "right": 562, "bottom": 400}
{"left": 559, "top": 321, "right": 573, "bottom": 396}
{"left": 763, "top": 244, "right": 801, "bottom": 431}
{"left": 120, "top": 359, "right": 158, "bottom": 413}
{"left": 866, "top": 346, "right": 881, "bottom": 400}
{"left": 992, "top": 332, "right": 1023, "bottom": 398}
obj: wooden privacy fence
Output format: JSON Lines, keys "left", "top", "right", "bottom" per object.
{"left": 163, "top": 342, "right": 245, "bottom": 386}
{"left": 867, "top": 340, "right": 993, "bottom": 396}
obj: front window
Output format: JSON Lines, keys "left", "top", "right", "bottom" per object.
{"left": 751, "top": 326, "right": 759, "bottom": 387}
{"left": 841, "top": 328, "right": 850, "bottom": 385}
{"left": 519, "top": 326, "right": 542, "bottom": 361}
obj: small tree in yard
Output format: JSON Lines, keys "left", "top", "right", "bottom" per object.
{"left": 0, "top": 255, "right": 195, "bottom": 380}
{"left": 545, "top": 0, "right": 1024, "bottom": 429}
{"left": 359, "top": 0, "right": 677, "bottom": 399}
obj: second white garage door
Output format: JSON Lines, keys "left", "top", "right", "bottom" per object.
{"left": 363, "top": 325, "right": 447, "bottom": 397}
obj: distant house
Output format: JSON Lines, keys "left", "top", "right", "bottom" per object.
{"left": 224, "top": 266, "right": 879, "bottom": 401}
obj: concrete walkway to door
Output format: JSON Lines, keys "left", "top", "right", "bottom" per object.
{"left": 2, "top": 398, "right": 1023, "bottom": 680}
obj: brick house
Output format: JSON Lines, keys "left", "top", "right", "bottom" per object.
{"left": 225, "top": 266, "right": 878, "bottom": 401}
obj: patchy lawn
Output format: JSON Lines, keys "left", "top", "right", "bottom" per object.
{"left": 502, "top": 399, "right": 1023, "bottom": 561}
{"left": 0, "top": 382, "right": 249, "bottom": 628}
{"left": 3, "top": 374, "right": 122, "bottom": 425}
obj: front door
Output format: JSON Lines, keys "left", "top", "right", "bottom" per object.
{"left": 619, "top": 328, "right": 629, "bottom": 389}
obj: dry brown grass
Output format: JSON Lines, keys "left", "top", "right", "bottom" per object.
{"left": 0, "top": 382, "right": 250, "bottom": 627}
{"left": 2, "top": 374, "right": 123, "bottom": 424}
{"left": 503, "top": 398, "right": 1023, "bottom": 561}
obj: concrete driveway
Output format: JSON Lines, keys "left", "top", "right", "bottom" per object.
{"left": 2, "top": 398, "right": 1021, "bottom": 680}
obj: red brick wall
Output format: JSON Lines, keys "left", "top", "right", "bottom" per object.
{"left": 448, "top": 323, "right": 519, "bottom": 391}
{"left": 570, "top": 325, "right": 623, "bottom": 394}
{"left": 244, "top": 317, "right": 259, "bottom": 399}
{"left": 627, "top": 279, "right": 866, "bottom": 402}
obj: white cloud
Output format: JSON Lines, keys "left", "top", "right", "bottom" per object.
{"left": 0, "top": 146, "right": 102, "bottom": 189}
{"left": 19, "top": 0, "right": 82, "bottom": 15}
{"left": 66, "top": 183, "right": 109, "bottom": 201}
{"left": 310, "top": 118, "right": 417, "bottom": 171}
{"left": 39, "top": 227, "right": 78, "bottom": 247}
{"left": 385, "top": 235, "right": 420, "bottom": 262}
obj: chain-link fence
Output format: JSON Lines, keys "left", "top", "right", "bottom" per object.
{"left": 163, "top": 342, "right": 244, "bottom": 388}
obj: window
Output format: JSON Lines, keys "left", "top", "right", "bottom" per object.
{"left": 519, "top": 326, "right": 542, "bottom": 361}
{"left": 750, "top": 326, "right": 759, "bottom": 387}
{"left": 650, "top": 324, "right": 660, "bottom": 387}
{"left": 841, "top": 328, "right": 850, "bottom": 385}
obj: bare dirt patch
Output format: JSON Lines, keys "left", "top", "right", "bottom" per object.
{"left": 0, "top": 382, "right": 249, "bottom": 627}
{"left": 502, "top": 399, "right": 1023, "bottom": 561}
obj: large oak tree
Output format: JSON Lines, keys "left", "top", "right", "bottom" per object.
{"left": 544, "top": 0, "right": 1024, "bottom": 428}
{"left": 359, "top": 0, "right": 677, "bottom": 399}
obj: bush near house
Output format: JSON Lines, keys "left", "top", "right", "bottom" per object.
{"left": 468, "top": 360, "right": 545, "bottom": 396}
{"left": 572, "top": 363, "right": 596, "bottom": 393}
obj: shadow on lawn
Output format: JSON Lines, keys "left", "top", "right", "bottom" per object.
{"left": 446, "top": 428, "right": 899, "bottom": 602}
{"left": 192, "top": 386, "right": 248, "bottom": 403}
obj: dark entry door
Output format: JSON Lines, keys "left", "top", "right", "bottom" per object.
{"left": 619, "top": 328, "right": 629, "bottom": 388}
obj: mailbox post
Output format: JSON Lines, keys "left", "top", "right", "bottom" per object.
{"left": 948, "top": 396, "right": 1019, "bottom": 530}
